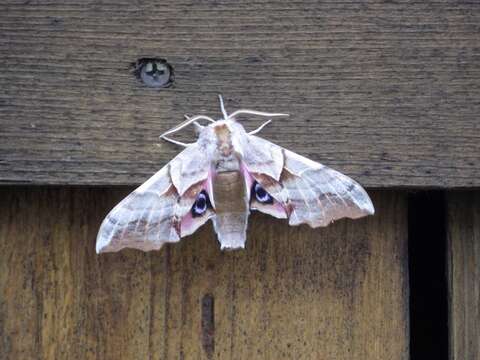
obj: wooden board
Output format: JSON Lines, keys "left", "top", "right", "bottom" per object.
{"left": 447, "top": 192, "right": 480, "bottom": 359}
{"left": 0, "top": 1, "right": 479, "bottom": 187}
{"left": 0, "top": 188, "right": 408, "bottom": 359}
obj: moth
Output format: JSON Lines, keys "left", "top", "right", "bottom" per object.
{"left": 96, "top": 96, "right": 374, "bottom": 253}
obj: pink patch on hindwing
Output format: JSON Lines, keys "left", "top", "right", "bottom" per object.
{"left": 180, "top": 168, "right": 215, "bottom": 237}
{"left": 241, "top": 162, "right": 288, "bottom": 219}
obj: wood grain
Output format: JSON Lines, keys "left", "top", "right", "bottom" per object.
{"left": 0, "top": 1, "right": 479, "bottom": 187}
{"left": 0, "top": 188, "right": 408, "bottom": 359}
{"left": 447, "top": 192, "right": 480, "bottom": 360}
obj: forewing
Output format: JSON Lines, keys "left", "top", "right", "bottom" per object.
{"left": 242, "top": 135, "right": 374, "bottom": 227}
{"left": 96, "top": 144, "right": 212, "bottom": 253}
{"left": 279, "top": 149, "right": 374, "bottom": 226}
{"left": 235, "top": 131, "right": 284, "bottom": 181}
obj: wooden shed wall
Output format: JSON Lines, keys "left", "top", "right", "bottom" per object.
{"left": 2, "top": 189, "right": 479, "bottom": 359}
{"left": 0, "top": 189, "right": 409, "bottom": 359}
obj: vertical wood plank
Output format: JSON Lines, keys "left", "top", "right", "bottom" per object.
{"left": 0, "top": 188, "right": 408, "bottom": 359}
{"left": 447, "top": 192, "right": 480, "bottom": 360}
{"left": 0, "top": 188, "right": 154, "bottom": 360}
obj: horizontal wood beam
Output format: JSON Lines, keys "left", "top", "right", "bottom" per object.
{"left": 0, "top": 1, "right": 479, "bottom": 187}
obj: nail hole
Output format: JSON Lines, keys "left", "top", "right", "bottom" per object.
{"left": 132, "top": 58, "right": 173, "bottom": 88}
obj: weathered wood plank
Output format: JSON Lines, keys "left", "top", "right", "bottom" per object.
{"left": 447, "top": 192, "right": 480, "bottom": 360}
{"left": 0, "top": 188, "right": 408, "bottom": 359}
{"left": 0, "top": 1, "right": 479, "bottom": 187}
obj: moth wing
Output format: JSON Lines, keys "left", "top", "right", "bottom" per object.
{"left": 96, "top": 143, "right": 213, "bottom": 253}
{"left": 242, "top": 135, "right": 374, "bottom": 227}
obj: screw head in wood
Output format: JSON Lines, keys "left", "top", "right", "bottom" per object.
{"left": 133, "top": 58, "right": 173, "bottom": 88}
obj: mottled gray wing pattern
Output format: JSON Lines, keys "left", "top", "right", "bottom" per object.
{"left": 243, "top": 135, "right": 374, "bottom": 227}
{"left": 96, "top": 144, "right": 211, "bottom": 253}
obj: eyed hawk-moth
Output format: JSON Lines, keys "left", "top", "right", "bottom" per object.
{"left": 96, "top": 96, "right": 374, "bottom": 253}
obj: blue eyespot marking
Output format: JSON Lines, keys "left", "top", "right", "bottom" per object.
{"left": 191, "top": 191, "right": 210, "bottom": 217}
{"left": 252, "top": 182, "right": 273, "bottom": 204}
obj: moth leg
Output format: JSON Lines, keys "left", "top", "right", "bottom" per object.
{"left": 160, "top": 115, "right": 216, "bottom": 138}
{"left": 190, "top": 115, "right": 216, "bottom": 124}
{"left": 249, "top": 119, "right": 272, "bottom": 135}
{"left": 159, "top": 114, "right": 217, "bottom": 147}
{"left": 193, "top": 122, "right": 203, "bottom": 133}
{"left": 184, "top": 114, "right": 204, "bottom": 133}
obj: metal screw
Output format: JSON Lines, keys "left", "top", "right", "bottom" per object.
{"left": 133, "top": 58, "right": 173, "bottom": 88}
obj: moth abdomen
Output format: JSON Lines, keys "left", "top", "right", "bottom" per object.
{"left": 212, "top": 171, "right": 249, "bottom": 249}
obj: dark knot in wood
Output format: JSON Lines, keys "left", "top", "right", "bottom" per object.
{"left": 201, "top": 293, "right": 215, "bottom": 358}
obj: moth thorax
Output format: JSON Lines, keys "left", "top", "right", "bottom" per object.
{"left": 214, "top": 123, "right": 236, "bottom": 170}
{"left": 212, "top": 171, "right": 249, "bottom": 249}
{"left": 215, "top": 153, "right": 240, "bottom": 172}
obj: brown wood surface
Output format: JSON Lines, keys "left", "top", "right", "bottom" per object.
{"left": 447, "top": 192, "right": 480, "bottom": 360}
{"left": 1, "top": 1, "right": 479, "bottom": 187}
{"left": 0, "top": 188, "right": 408, "bottom": 359}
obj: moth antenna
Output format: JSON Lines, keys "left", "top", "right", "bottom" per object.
{"left": 248, "top": 119, "right": 272, "bottom": 135}
{"left": 229, "top": 109, "right": 289, "bottom": 119}
{"left": 218, "top": 94, "right": 228, "bottom": 119}
{"left": 159, "top": 135, "right": 193, "bottom": 147}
